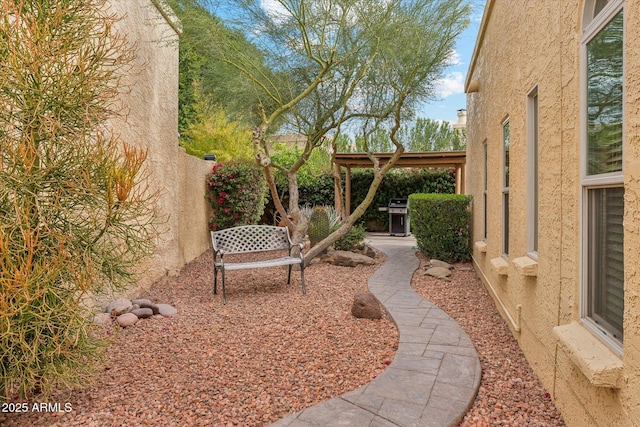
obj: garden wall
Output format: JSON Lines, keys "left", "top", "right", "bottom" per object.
{"left": 106, "top": 0, "right": 213, "bottom": 297}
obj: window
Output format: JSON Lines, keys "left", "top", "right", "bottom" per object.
{"left": 483, "top": 141, "right": 488, "bottom": 241}
{"left": 581, "top": 0, "right": 624, "bottom": 349}
{"left": 502, "top": 120, "right": 510, "bottom": 257}
{"left": 527, "top": 87, "right": 539, "bottom": 256}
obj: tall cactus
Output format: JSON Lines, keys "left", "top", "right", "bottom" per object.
{"left": 308, "top": 206, "right": 331, "bottom": 247}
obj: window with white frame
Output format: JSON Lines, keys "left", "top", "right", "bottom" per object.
{"left": 483, "top": 140, "right": 488, "bottom": 241}
{"left": 527, "top": 87, "right": 539, "bottom": 257}
{"left": 502, "top": 120, "right": 510, "bottom": 257}
{"left": 581, "top": 0, "right": 624, "bottom": 349}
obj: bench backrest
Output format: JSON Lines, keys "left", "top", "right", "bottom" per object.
{"left": 211, "top": 225, "right": 293, "bottom": 255}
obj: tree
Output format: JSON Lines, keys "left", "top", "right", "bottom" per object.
{"left": 0, "top": 0, "right": 159, "bottom": 398}
{"left": 214, "top": 0, "right": 470, "bottom": 262}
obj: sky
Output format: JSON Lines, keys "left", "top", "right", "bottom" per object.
{"left": 420, "top": 1, "right": 486, "bottom": 124}
{"left": 213, "top": 0, "right": 487, "bottom": 126}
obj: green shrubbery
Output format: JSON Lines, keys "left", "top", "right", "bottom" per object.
{"left": 333, "top": 224, "right": 366, "bottom": 251}
{"left": 262, "top": 168, "right": 455, "bottom": 228}
{"left": 206, "top": 162, "right": 267, "bottom": 230}
{"left": 409, "top": 193, "right": 472, "bottom": 262}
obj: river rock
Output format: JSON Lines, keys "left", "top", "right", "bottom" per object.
{"left": 131, "top": 308, "right": 154, "bottom": 319}
{"left": 157, "top": 304, "right": 178, "bottom": 317}
{"left": 106, "top": 299, "right": 133, "bottom": 316}
{"left": 116, "top": 312, "right": 139, "bottom": 327}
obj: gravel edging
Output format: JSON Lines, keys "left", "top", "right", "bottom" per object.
{"left": 0, "top": 249, "right": 397, "bottom": 427}
{"left": 412, "top": 253, "right": 566, "bottom": 426}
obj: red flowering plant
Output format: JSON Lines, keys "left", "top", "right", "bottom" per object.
{"left": 206, "top": 161, "right": 267, "bottom": 230}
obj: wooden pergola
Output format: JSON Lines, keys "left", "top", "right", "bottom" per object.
{"left": 333, "top": 151, "right": 467, "bottom": 215}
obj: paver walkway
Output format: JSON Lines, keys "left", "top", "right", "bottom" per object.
{"left": 272, "top": 233, "right": 481, "bottom": 427}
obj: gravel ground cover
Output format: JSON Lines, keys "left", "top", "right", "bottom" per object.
{"left": 0, "top": 250, "right": 397, "bottom": 427}
{"left": 412, "top": 253, "right": 566, "bottom": 426}
{"left": 2, "top": 246, "right": 568, "bottom": 426}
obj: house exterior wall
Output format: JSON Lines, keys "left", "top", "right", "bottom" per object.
{"left": 106, "top": 0, "right": 213, "bottom": 295}
{"left": 465, "top": 1, "right": 640, "bottom": 425}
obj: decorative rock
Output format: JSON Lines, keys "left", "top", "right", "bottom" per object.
{"left": 106, "top": 299, "right": 133, "bottom": 316}
{"left": 430, "top": 259, "right": 452, "bottom": 269}
{"left": 355, "top": 244, "right": 377, "bottom": 259}
{"left": 131, "top": 308, "right": 154, "bottom": 319}
{"left": 321, "top": 250, "right": 376, "bottom": 267}
{"left": 116, "top": 312, "right": 139, "bottom": 327}
{"left": 156, "top": 303, "right": 178, "bottom": 317}
{"left": 351, "top": 291, "right": 383, "bottom": 320}
{"left": 425, "top": 267, "right": 452, "bottom": 279}
{"left": 132, "top": 298, "right": 153, "bottom": 306}
{"left": 93, "top": 313, "right": 113, "bottom": 326}
{"left": 133, "top": 299, "right": 160, "bottom": 314}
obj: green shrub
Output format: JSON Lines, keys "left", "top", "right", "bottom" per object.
{"left": 333, "top": 224, "right": 366, "bottom": 251}
{"left": 409, "top": 193, "right": 472, "bottom": 262}
{"left": 206, "top": 162, "right": 267, "bottom": 230}
{"left": 0, "top": 0, "right": 159, "bottom": 399}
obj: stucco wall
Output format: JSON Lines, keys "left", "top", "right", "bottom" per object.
{"left": 105, "top": 1, "right": 213, "bottom": 294}
{"left": 465, "top": 1, "right": 640, "bottom": 425}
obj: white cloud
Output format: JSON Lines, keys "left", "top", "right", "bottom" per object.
{"left": 446, "top": 49, "right": 462, "bottom": 67}
{"left": 435, "top": 71, "right": 465, "bottom": 98}
{"left": 261, "top": 0, "right": 290, "bottom": 21}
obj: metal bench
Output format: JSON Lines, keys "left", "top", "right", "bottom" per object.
{"left": 210, "top": 225, "right": 305, "bottom": 303}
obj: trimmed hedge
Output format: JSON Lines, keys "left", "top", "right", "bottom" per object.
{"left": 409, "top": 193, "right": 472, "bottom": 262}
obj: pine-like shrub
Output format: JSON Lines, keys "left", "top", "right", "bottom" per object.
{"left": 206, "top": 162, "right": 267, "bottom": 230}
{"left": 409, "top": 193, "right": 472, "bottom": 262}
{"left": 0, "top": 0, "right": 159, "bottom": 399}
{"left": 333, "top": 224, "right": 366, "bottom": 251}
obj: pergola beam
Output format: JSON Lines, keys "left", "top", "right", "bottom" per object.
{"left": 333, "top": 151, "right": 467, "bottom": 215}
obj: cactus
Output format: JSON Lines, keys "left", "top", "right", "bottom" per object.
{"left": 308, "top": 206, "right": 331, "bottom": 247}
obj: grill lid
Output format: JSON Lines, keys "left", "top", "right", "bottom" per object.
{"left": 388, "top": 198, "right": 408, "bottom": 208}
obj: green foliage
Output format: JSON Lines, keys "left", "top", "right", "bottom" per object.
{"left": 262, "top": 168, "right": 455, "bottom": 229}
{"left": 0, "top": 0, "right": 159, "bottom": 399}
{"left": 269, "top": 142, "right": 333, "bottom": 189}
{"left": 206, "top": 162, "right": 267, "bottom": 230}
{"left": 166, "top": 0, "right": 268, "bottom": 132}
{"left": 180, "top": 103, "right": 253, "bottom": 162}
{"left": 409, "top": 193, "right": 472, "bottom": 263}
{"left": 338, "top": 118, "right": 466, "bottom": 153}
{"left": 351, "top": 169, "right": 456, "bottom": 231}
{"left": 308, "top": 206, "right": 331, "bottom": 247}
{"left": 333, "top": 224, "right": 366, "bottom": 251}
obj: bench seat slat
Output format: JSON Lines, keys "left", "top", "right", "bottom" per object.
{"left": 218, "top": 256, "right": 302, "bottom": 270}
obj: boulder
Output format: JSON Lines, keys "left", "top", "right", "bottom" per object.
{"left": 430, "top": 259, "right": 452, "bottom": 269}
{"left": 355, "top": 244, "right": 377, "bottom": 259}
{"left": 116, "top": 312, "right": 139, "bottom": 327}
{"left": 106, "top": 299, "right": 133, "bottom": 316}
{"left": 351, "top": 291, "right": 383, "bottom": 320}
{"left": 321, "top": 250, "right": 376, "bottom": 267}
{"left": 425, "top": 267, "right": 452, "bottom": 279}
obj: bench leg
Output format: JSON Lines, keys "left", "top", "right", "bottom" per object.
{"left": 287, "top": 265, "right": 292, "bottom": 285}
{"left": 221, "top": 269, "right": 227, "bottom": 304}
{"left": 214, "top": 265, "right": 218, "bottom": 295}
{"left": 300, "top": 263, "right": 306, "bottom": 295}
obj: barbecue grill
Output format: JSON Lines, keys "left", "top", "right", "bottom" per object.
{"left": 387, "top": 198, "right": 410, "bottom": 236}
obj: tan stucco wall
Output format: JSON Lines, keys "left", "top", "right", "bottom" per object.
{"left": 465, "top": 1, "right": 640, "bottom": 425}
{"left": 105, "top": 1, "right": 213, "bottom": 295}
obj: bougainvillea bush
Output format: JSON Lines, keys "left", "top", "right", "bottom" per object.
{"left": 206, "top": 162, "right": 267, "bottom": 230}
